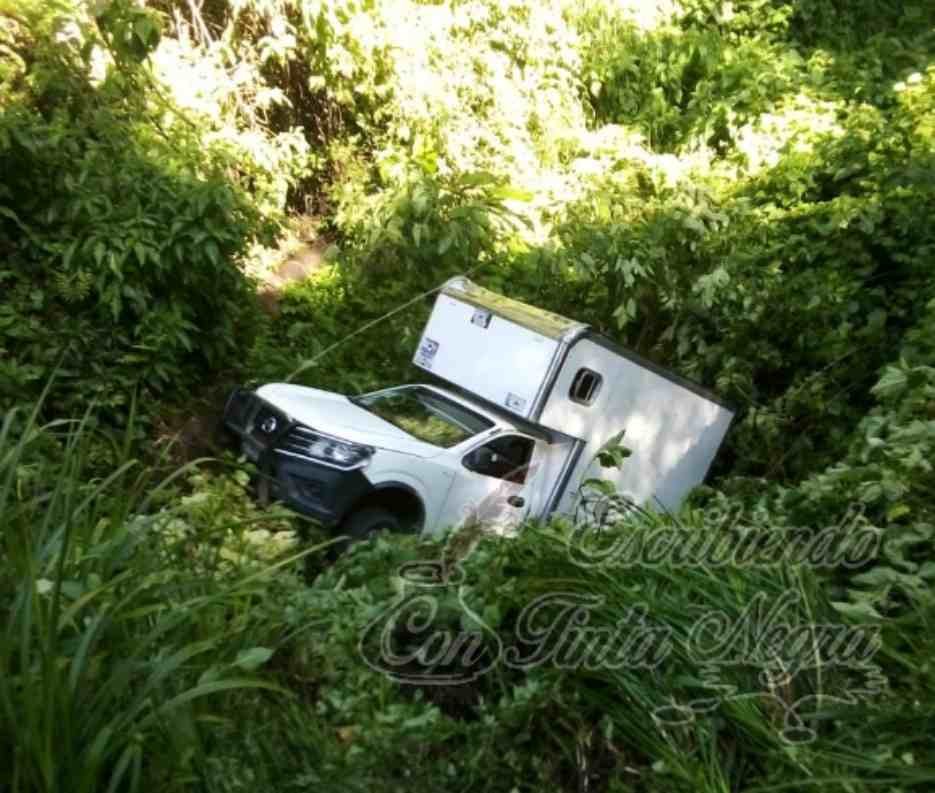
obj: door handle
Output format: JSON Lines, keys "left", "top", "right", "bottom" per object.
{"left": 507, "top": 495, "right": 525, "bottom": 508}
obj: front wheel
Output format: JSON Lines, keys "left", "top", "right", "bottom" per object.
{"left": 326, "top": 507, "right": 402, "bottom": 560}
{"left": 343, "top": 507, "right": 401, "bottom": 541}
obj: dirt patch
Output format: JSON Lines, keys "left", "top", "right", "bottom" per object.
{"left": 151, "top": 379, "right": 240, "bottom": 466}
{"left": 267, "top": 237, "right": 329, "bottom": 289}
{"left": 252, "top": 215, "right": 332, "bottom": 317}
{"left": 257, "top": 238, "right": 329, "bottom": 317}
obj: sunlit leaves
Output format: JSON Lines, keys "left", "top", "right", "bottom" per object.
{"left": 95, "top": 0, "right": 162, "bottom": 64}
{"left": 0, "top": 3, "right": 272, "bottom": 417}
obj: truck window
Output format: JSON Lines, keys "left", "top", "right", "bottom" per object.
{"left": 570, "top": 368, "right": 602, "bottom": 405}
{"left": 352, "top": 386, "right": 493, "bottom": 448}
{"left": 463, "top": 435, "right": 534, "bottom": 484}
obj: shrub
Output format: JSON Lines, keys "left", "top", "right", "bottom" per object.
{"left": 0, "top": 403, "right": 315, "bottom": 793}
{"left": 0, "top": 0, "right": 279, "bottom": 419}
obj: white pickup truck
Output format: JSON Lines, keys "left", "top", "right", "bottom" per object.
{"left": 223, "top": 277, "right": 734, "bottom": 539}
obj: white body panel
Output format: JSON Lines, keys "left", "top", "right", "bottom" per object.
{"left": 369, "top": 429, "right": 574, "bottom": 536}
{"left": 431, "top": 434, "right": 532, "bottom": 534}
{"left": 428, "top": 430, "right": 579, "bottom": 534}
{"left": 414, "top": 293, "right": 561, "bottom": 420}
{"left": 254, "top": 382, "right": 571, "bottom": 535}
{"left": 359, "top": 452, "right": 456, "bottom": 534}
{"left": 256, "top": 383, "right": 444, "bottom": 458}
{"left": 539, "top": 338, "right": 734, "bottom": 513}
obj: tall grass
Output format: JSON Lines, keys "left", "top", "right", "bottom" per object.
{"left": 0, "top": 401, "right": 313, "bottom": 792}
{"left": 3, "top": 398, "right": 933, "bottom": 792}
{"left": 493, "top": 522, "right": 899, "bottom": 791}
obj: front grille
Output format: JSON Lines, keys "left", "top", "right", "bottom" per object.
{"left": 279, "top": 424, "right": 318, "bottom": 460}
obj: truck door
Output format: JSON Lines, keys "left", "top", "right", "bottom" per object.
{"left": 439, "top": 433, "right": 540, "bottom": 534}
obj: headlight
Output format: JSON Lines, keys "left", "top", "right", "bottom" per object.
{"left": 281, "top": 425, "right": 373, "bottom": 469}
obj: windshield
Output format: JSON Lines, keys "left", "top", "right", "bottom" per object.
{"left": 352, "top": 387, "right": 493, "bottom": 448}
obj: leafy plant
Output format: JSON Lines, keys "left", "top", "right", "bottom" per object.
{"left": 0, "top": 401, "right": 326, "bottom": 792}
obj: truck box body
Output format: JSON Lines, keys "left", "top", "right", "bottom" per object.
{"left": 414, "top": 277, "right": 734, "bottom": 514}
{"left": 413, "top": 277, "right": 587, "bottom": 422}
{"left": 537, "top": 336, "right": 734, "bottom": 513}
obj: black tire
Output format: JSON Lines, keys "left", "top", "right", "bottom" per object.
{"left": 327, "top": 507, "right": 401, "bottom": 560}
{"left": 343, "top": 507, "right": 401, "bottom": 541}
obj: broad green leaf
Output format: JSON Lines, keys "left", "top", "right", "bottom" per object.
{"left": 233, "top": 646, "right": 274, "bottom": 671}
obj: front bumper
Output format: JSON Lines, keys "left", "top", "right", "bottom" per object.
{"left": 223, "top": 388, "right": 372, "bottom": 527}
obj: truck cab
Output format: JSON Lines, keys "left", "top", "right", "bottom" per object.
{"left": 223, "top": 382, "right": 570, "bottom": 539}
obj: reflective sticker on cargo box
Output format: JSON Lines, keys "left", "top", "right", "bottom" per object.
{"left": 415, "top": 337, "right": 439, "bottom": 369}
{"left": 471, "top": 308, "right": 492, "bottom": 328}
{"left": 505, "top": 392, "right": 526, "bottom": 413}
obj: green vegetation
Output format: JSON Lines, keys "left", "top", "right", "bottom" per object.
{"left": 2, "top": 0, "right": 935, "bottom": 790}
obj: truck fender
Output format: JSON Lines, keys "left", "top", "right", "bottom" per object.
{"left": 344, "top": 478, "right": 428, "bottom": 533}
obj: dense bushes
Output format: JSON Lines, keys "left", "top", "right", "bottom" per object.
{"left": 231, "top": 2, "right": 935, "bottom": 787}
{"left": 0, "top": 406, "right": 314, "bottom": 792}
{"left": 4, "top": 0, "right": 935, "bottom": 790}
{"left": 0, "top": 1, "right": 281, "bottom": 419}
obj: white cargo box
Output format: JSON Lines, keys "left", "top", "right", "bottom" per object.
{"left": 413, "top": 277, "right": 587, "bottom": 421}
{"left": 415, "top": 277, "right": 735, "bottom": 512}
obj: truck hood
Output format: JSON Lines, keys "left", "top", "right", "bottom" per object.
{"left": 255, "top": 383, "right": 444, "bottom": 459}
